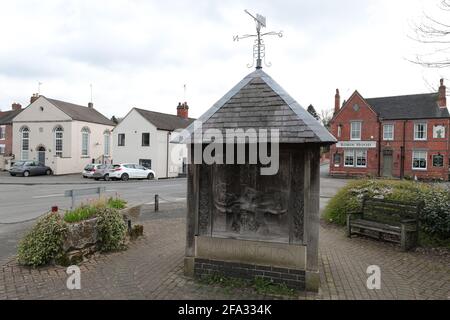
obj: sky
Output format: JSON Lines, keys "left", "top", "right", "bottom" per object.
{"left": 0, "top": 0, "right": 448, "bottom": 119}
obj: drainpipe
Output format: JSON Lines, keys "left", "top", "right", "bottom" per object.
{"left": 400, "top": 120, "right": 406, "bottom": 180}
{"left": 378, "top": 118, "right": 382, "bottom": 177}
{"left": 166, "top": 132, "right": 170, "bottom": 178}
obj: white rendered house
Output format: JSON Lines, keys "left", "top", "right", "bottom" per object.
{"left": 12, "top": 95, "right": 115, "bottom": 175}
{"left": 112, "top": 103, "right": 194, "bottom": 178}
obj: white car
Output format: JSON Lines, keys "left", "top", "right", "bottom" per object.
{"left": 82, "top": 164, "right": 103, "bottom": 179}
{"left": 109, "top": 163, "right": 156, "bottom": 181}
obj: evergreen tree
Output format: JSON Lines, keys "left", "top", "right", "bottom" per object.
{"left": 307, "top": 104, "right": 320, "bottom": 120}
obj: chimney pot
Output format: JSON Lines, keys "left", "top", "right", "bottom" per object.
{"left": 30, "top": 93, "right": 40, "bottom": 104}
{"left": 88, "top": 102, "right": 94, "bottom": 109}
{"left": 177, "top": 102, "right": 189, "bottom": 119}
{"left": 334, "top": 89, "right": 341, "bottom": 114}
{"left": 438, "top": 78, "right": 446, "bottom": 108}
{"left": 11, "top": 103, "right": 22, "bottom": 111}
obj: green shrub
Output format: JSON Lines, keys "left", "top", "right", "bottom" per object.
{"left": 107, "top": 197, "right": 127, "bottom": 210}
{"left": 64, "top": 205, "right": 98, "bottom": 223}
{"left": 63, "top": 197, "right": 127, "bottom": 223}
{"left": 323, "top": 179, "right": 450, "bottom": 241}
{"left": 96, "top": 207, "right": 127, "bottom": 252}
{"left": 18, "top": 213, "right": 68, "bottom": 267}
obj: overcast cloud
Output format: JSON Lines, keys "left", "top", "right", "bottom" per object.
{"left": 0, "top": 0, "right": 446, "bottom": 118}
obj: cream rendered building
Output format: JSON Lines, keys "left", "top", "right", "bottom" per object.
{"left": 112, "top": 104, "right": 194, "bottom": 179}
{"left": 12, "top": 95, "right": 115, "bottom": 175}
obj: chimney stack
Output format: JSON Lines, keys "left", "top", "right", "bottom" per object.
{"left": 335, "top": 89, "right": 341, "bottom": 114}
{"left": 177, "top": 102, "right": 189, "bottom": 119}
{"left": 30, "top": 93, "right": 40, "bottom": 104}
{"left": 12, "top": 103, "right": 22, "bottom": 111}
{"left": 88, "top": 102, "right": 94, "bottom": 109}
{"left": 438, "top": 78, "right": 446, "bottom": 108}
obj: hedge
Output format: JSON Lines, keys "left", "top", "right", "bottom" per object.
{"left": 323, "top": 179, "right": 450, "bottom": 242}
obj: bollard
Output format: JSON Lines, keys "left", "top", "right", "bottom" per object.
{"left": 127, "top": 220, "right": 132, "bottom": 235}
{"left": 155, "top": 194, "right": 159, "bottom": 212}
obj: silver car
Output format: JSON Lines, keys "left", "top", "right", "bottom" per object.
{"left": 82, "top": 164, "right": 102, "bottom": 179}
{"left": 9, "top": 161, "right": 53, "bottom": 177}
{"left": 92, "top": 164, "right": 115, "bottom": 181}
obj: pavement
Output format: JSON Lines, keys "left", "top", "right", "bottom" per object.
{"left": 0, "top": 164, "right": 448, "bottom": 300}
{"left": 0, "top": 171, "right": 111, "bottom": 185}
{"left": 0, "top": 204, "right": 448, "bottom": 300}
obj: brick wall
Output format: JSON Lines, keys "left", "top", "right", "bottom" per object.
{"left": 329, "top": 92, "right": 380, "bottom": 177}
{"left": 329, "top": 90, "right": 450, "bottom": 181}
{"left": 380, "top": 119, "right": 450, "bottom": 180}
{"left": 0, "top": 124, "right": 13, "bottom": 156}
{"left": 194, "top": 258, "right": 305, "bottom": 290}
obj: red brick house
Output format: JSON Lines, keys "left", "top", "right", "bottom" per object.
{"left": 329, "top": 79, "right": 450, "bottom": 181}
{"left": 0, "top": 103, "right": 23, "bottom": 157}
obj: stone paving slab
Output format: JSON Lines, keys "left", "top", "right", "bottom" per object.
{"left": 0, "top": 217, "right": 449, "bottom": 300}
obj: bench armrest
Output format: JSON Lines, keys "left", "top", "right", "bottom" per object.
{"left": 347, "top": 212, "right": 363, "bottom": 221}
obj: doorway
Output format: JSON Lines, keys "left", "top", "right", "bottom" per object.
{"left": 382, "top": 149, "right": 393, "bottom": 177}
{"left": 37, "top": 146, "right": 46, "bottom": 165}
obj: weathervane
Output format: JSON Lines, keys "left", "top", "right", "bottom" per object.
{"left": 233, "top": 10, "right": 283, "bottom": 69}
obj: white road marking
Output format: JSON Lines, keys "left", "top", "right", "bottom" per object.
{"left": 32, "top": 189, "right": 117, "bottom": 199}
{"left": 32, "top": 194, "right": 64, "bottom": 199}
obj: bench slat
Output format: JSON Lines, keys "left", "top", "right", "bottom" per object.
{"left": 351, "top": 219, "right": 402, "bottom": 235}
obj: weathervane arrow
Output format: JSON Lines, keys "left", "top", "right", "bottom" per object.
{"left": 234, "top": 10, "right": 283, "bottom": 69}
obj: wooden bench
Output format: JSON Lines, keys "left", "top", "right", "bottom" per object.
{"left": 346, "top": 197, "right": 424, "bottom": 251}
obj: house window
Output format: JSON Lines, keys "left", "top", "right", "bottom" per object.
{"left": 356, "top": 150, "right": 367, "bottom": 168}
{"left": 81, "top": 127, "right": 90, "bottom": 157}
{"left": 142, "top": 133, "right": 150, "bottom": 147}
{"left": 333, "top": 153, "right": 341, "bottom": 166}
{"left": 344, "top": 149, "right": 367, "bottom": 168}
{"left": 139, "top": 159, "right": 152, "bottom": 169}
{"left": 412, "top": 151, "right": 427, "bottom": 170}
{"left": 383, "top": 124, "right": 394, "bottom": 141}
{"left": 433, "top": 125, "right": 446, "bottom": 139}
{"left": 54, "top": 126, "right": 63, "bottom": 157}
{"left": 337, "top": 125, "right": 342, "bottom": 138}
{"left": 432, "top": 154, "right": 444, "bottom": 167}
{"left": 344, "top": 150, "right": 355, "bottom": 167}
{"left": 0, "top": 125, "right": 5, "bottom": 140}
{"left": 414, "top": 123, "right": 427, "bottom": 141}
{"left": 104, "top": 131, "right": 111, "bottom": 156}
{"left": 350, "top": 122, "right": 361, "bottom": 140}
{"left": 0, "top": 144, "right": 5, "bottom": 154}
{"left": 118, "top": 133, "right": 125, "bottom": 146}
{"left": 20, "top": 126, "right": 30, "bottom": 160}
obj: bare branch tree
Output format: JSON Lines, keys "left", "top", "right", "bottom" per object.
{"left": 320, "top": 109, "right": 333, "bottom": 130}
{"left": 410, "top": 0, "right": 450, "bottom": 68}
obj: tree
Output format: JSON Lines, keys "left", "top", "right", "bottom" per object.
{"left": 307, "top": 104, "right": 320, "bottom": 120}
{"left": 320, "top": 109, "right": 333, "bottom": 130}
{"left": 411, "top": 0, "right": 450, "bottom": 68}
{"left": 111, "top": 116, "right": 119, "bottom": 124}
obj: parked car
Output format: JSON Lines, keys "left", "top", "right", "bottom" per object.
{"left": 9, "top": 161, "right": 53, "bottom": 177}
{"left": 82, "top": 164, "right": 102, "bottom": 179}
{"left": 92, "top": 164, "right": 114, "bottom": 181}
{"left": 109, "top": 163, "right": 156, "bottom": 181}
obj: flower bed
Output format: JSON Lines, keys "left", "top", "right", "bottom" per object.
{"left": 18, "top": 197, "right": 139, "bottom": 267}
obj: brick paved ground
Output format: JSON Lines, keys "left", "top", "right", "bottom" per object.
{"left": 0, "top": 215, "right": 449, "bottom": 300}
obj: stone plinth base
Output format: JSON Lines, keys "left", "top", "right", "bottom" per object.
{"left": 186, "top": 236, "right": 320, "bottom": 292}
{"left": 194, "top": 258, "right": 306, "bottom": 290}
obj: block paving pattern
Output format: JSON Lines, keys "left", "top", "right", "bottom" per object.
{"left": 0, "top": 217, "right": 449, "bottom": 300}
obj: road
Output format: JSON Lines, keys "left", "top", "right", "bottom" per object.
{"left": 0, "top": 178, "right": 187, "bottom": 263}
{"left": 0, "top": 163, "right": 347, "bottom": 263}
